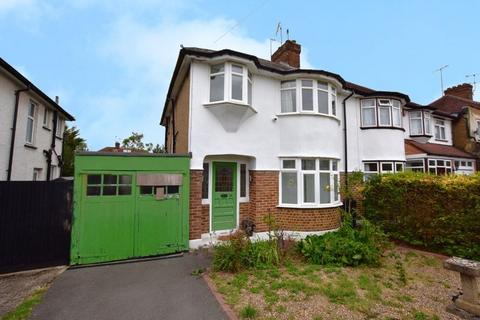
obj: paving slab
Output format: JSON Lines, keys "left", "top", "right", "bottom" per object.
{"left": 30, "top": 252, "right": 227, "bottom": 320}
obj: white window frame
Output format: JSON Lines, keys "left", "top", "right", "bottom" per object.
{"left": 280, "top": 79, "right": 338, "bottom": 117}
{"left": 280, "top": 80, "right": 297, "bottom": 113}
{"left": 56, "top": 117, "right": 63, "bottom": 138}
{"left": 406, "top": 159, "right": 425, "bottom": 172}
{"left": 409, "top": 111, "right": 423, "bottom": 135}
{"left": 427, "top": 158, "right": 452, "bottom": 175}
{"left": 238, "top": 162, "right": 249, "bottom": 203}
{"left": 423, "top": 112, "right": 432, "bottom": 135}
{"left": 392, "top": 100, "right": 402, "bottom": 127}
{"left": 209, "top": 62, "right": 251, "bottom": 105}
{"left": 361, "top": 99, "right": 377, "bottom": 127}
{"left": 364, "top": 161, "right": 405, "bottom": 180}
{"left": 279, "top": 158, "right": 340, "bottom": 208}
{"left": 43, "top": 107, "right": 52, "bottom": 129}
{"left": 434, "top": 118, "right": 446, "bottom": 141}
{"left": 26, "top": 101, "right": 37, "bottom": 144}
{"left": 380, "top": 162, "right": 394, "bottom": 173}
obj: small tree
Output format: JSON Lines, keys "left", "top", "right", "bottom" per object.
{"left": 62, "top": 126, "right": 88, "bottom": 176}
{"left": 121, "top": 132, "right": 165, "bottom": 153}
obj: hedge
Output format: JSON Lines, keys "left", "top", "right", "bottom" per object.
{"left": 363, "top": 172, "right": 480, "bottom": 260}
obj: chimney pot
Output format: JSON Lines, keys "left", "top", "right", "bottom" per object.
{"left": 444, "top": 83, "right": 473, "bottom": 100}
{"left": 55, "top": 96, "right": 59, "bottom": 104}
{"left": 271, "top": 40, "right": 301, "bottom": 68}
{"left": 115, "top": 142, "right": 120, "bottom": 149}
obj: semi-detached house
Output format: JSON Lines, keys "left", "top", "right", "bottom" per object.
{"left": 160, "top": 40, "right": 478, "bottom": 248}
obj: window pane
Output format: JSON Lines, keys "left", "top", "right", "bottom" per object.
{"left": 333, "top": 174, "right": 339, "bottom": 201}
{"left": 215, "top": 166, "right": 233, "bottom": 192}
{"left": 379, "top": 106, "right": 391, "bottom": 126}
{"left": 317, "top": 81, "right": 328, "bottom": 90}
{"left": 210, "top": 74, "right": 224, "bottom": 102}
{"left": 302, "top": 80, "right": 313, "bottom": 87}
{"left": 248, "top": 79, "right": 252, "bottom": 105}
{"left": 319, "top": 173, "right": 331, "bottom": 204}
{"left": 396, "top": 163, "right": 404, "bottom": 172}
{"left": 281, "top": 172, "right": 297, "bottom": 204}
{"left": 167, "top": 186, "right": 179, "bottom": 194}
{"left": 103, "top": 174, "right": 117, "bottom": 185}
{"left": 381, "top": 163, "right": 393, "bottom": 172}
{"left": 332, "top": 160, "right": 338, "bottom": 171}
{"left": 87, "top": 186, "right": 101, "bottom": 196}
{"left": 393, "top": 108, "right": 401, "bottom": 126}
{"left": 118, "top": 186, "right": 132, "bottom": 195}
{"left": 28, "top": 103, "right": 35, "bottom": 116}
{"left": 302, "top": 88, "right": 313, "bottom": 111}
{"left": 318, "top": 90, "right": 328, "bottom": 114}
{"left": 232, "top": 74, "right": 243, "bottom": 100}
{"left": 240, "top": 164, "right": 247, "bottom": 197}
{"left": 119, "top": 175, "right": 132, "bottom": 184}
{"left": 301, "top": 159, "right": 315, "bottom": 170}
{"left": 437, "top": 160, "right": 444, "bottom": 166}
{"left": 364, "top": 163, "right": 378, "bottom": 172}
{"left": 211, "top": 64, "right": 224, "bottom": 74}
{"left": 281, "top": 80, "right": 296, "bottom": 89}
{"left": 303, "top": 174, "right": 315, "bottom": 203}
{"left": 361, "top": 99, "right": 375, "bottom": 107}
{"left": 362, "top": 107, "right": 376, "bottom": 126}
{"left": 331, "top": 94, "right": 336, "bottom": 116}
{"left": 281, "top": 89, "right": 296, "bottom": 113}
{"left": 87, "top": 174, "right": 101, "bottom": 185}
{"left": 410, "top": 119, "right": 422, "bottom": 135}
{"left": 102, "top": 186, "right": 117, "bottom": 195}
{"left": 232, "top": 65, "right": 243, "bottom": 74}
{"left": 26, "top": 119, "right": 33, "bottom": 142}
{"left": 202, "top": 163, "right": 209, "bottom": 199}
{"left": 282, "top": 160, "right": 296, "bottom": 169}
{"left": 140, "top": 186, "right": 154, "bottom": 195}
{"left": 319, "top": 160, "right": 330, "bottom": 170}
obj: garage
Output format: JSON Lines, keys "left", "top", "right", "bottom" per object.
{"left": 70, "top": 152, "right": 190, "bottom": 265}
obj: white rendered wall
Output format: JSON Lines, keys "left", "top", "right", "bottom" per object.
{"left": 402, "top": 112, "right": 453, "bottom": 145}
{"left": 0, "top": 73, "right": 65, "bottom": 181}
{"left": 188, "top": 60, "right": 406, "bottom": 172}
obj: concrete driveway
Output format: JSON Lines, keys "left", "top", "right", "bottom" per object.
{"left": 30, "top": 252, "right": 228, "bottom": 320}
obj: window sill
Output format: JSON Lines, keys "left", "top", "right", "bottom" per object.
{"left": 24, "top": 143, "right": 37, "bottom": 150}
{"left": 277, "top": 202, "right": 343, "bottom": 209}
{"left": 360, "top": 126, "right": 405, "bottom": 131}
{"left": 204, "top": 100, "right": 256, "bottom": 110}
{"left": 276, "top": 112, "right": 341, "bottom": 123}
{"left": 42, "top": 126, "right": 52, "bottom": 131}
{"left": 55, "top": 135, "right": 63, "bottom": 140}
{"left": 434, "top": 139, "right": 448, "bottom": 142}
{"left": 410, "top": 134, "right": 433, "bottom": 138}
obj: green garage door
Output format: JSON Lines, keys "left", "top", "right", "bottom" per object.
{"left": 71, "top": 153, "right": 190, "bottom": 265}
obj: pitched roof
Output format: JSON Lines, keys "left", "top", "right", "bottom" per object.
{"left": 0, "top": 57, "right": 75, "bottom": 121}
{"left": 428, "top": 94, "right": 480, "bottom": 117}
{"left": 405, "top": 139, "right": 476, "bottom": 159}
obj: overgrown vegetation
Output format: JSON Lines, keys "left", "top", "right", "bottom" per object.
{"left": 364, "top": 172, "right": 480, "bottom": 260}
{"left": 298, "top": 216, "right": 388, "bottom": 266}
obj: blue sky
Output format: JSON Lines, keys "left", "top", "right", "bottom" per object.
{"left": 1, "top": 0, "right": 479, "bottom": 150}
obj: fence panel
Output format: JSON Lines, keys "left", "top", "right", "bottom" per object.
{"left": 0, "top": 180, "right": 72, "bottom": 273}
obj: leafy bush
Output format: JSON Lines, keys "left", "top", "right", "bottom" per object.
{"left": 212, "top": 231, "right": 280, "bottom": 272}
{"left": 298, "top": 217, "right": 387, "bottom": 266}
{"left": 364, "top": 172, "right": 480, "bottom": 260}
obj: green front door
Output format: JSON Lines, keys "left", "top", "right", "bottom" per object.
{"left": 212, "top": 162, "right": 237, "bottom": 231}
{"left": 135, "top": 185, "right": 181, "bottom": 256}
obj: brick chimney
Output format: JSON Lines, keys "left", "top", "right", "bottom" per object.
{"left": 444, "top": 83, "right": 473, "bottom": 100}
{"left": 271, "top": 40, "right": 301, "bottom": 68}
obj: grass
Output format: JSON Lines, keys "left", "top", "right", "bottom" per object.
{"left": 210, "top": 247, "right": 454, "bottom": 319}
{"left": 2, "top": 287, "right": 47, "bottom": 320}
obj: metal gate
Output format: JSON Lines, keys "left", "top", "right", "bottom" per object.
{"left": 71, "top": 153, "right": 190, "bottom": 265}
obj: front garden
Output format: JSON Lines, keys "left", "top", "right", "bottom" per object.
{"left": 207, "top": 172, "right": 480, "bottom": 319}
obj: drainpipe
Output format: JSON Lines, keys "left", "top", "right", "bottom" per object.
{"left": 170, "top": 98, "right": 176, "bottom": 154}
{"left": 46, "top": 109, "right": 58, "bottom": 181}
{"left": 342, "top": 90, "right": 354, "bottom": 226}
{"left": 7, "top": 86, "right": 30, "bottom": 181}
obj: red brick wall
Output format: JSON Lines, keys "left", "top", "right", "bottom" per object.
{"left": 190, "top": 170, "right": 209, "bottom": 239}
{"left": 249, "top": 171, "right": 341, "bottom": 232}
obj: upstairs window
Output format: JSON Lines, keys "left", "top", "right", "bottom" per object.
{"left": 361, "top": 99, "right": 402, "bottom": 128}
{"left": 209, "top": 63, "right": 252, "bottom": 105}
{"left": 26, "top": 101, "right": 36, "bottom": 144}
{"left": 434, "top": 119, "right": 446, "bottom": 140}
{"left": 281, "top": 80, "right": 297, "bottom": 112}
{"left": 409, "top": 111, "right": 423, "bottom": 135}
{"left": 43, "top": 107, "right": 52, "bottom": 129}
{"left": 424, "top": 112, "right": 432, "bottom": 135}
{"left": 280, "top": 79, "right": 338, "bottom": 117}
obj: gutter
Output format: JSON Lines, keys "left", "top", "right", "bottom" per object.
{"left": 7, "top": 86, "right": 30, "bottom": 181}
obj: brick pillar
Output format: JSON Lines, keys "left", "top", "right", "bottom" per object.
{"left": 190, "top": 170, "right": 209, "bottom": 239}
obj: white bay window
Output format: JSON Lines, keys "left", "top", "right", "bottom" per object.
{"left": 280, "top": 158, "right": 340, "bottom": 207}
{"left": 209, "top": 63, "right": 252, "bottom": 105}
{"left": 280, "top": 79, "right": 338, "bottom": 117}
{"left": 361, "top": 98, "right": 402, "bottom": 128}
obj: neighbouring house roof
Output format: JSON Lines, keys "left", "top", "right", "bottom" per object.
{"left": 161, "top": 47, "right": 411, "bottom": 125}
{"left": 405, "top": 139, "right": 476, "bottom": 159}
{"left": 0, "top": 57, "right": 75, "bottom": 121}
{"left": 428, "top": 94, "right": 480, "bottom": 118}
{"left": 98, "top": 146, "right": 148, "bottom": 153}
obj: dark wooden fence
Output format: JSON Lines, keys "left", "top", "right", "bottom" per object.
{"left": 0, "top": 180, "right": 73, "bottom": 273}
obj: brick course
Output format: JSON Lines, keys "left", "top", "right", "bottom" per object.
{"left": 189, "top": 170, "right": 209, "bottom": 239}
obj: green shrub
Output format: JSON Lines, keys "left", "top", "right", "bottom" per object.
{"left": 240, "top": 304, "right": 258, "bottom": 319}
{"left": 364, "top": 172, "right": 480, "bottom": 260}
{"left": 297, "top": 217, "right": 387, "bottom": 266}
{"left": 212, "top": 231, "right": 280, "bottom": 272}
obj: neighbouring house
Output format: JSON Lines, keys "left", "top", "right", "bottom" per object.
{"left": 403, "top": 84, "right": 479, "bottom": 175}
{"left": 0, "top": 57, "right": 75, "bottom": 181}
{"left": 99, "top": 142, "right": 134, "bottom": 153}
{"left": 160, "top": 40, "right": 419, "bottom": 247}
